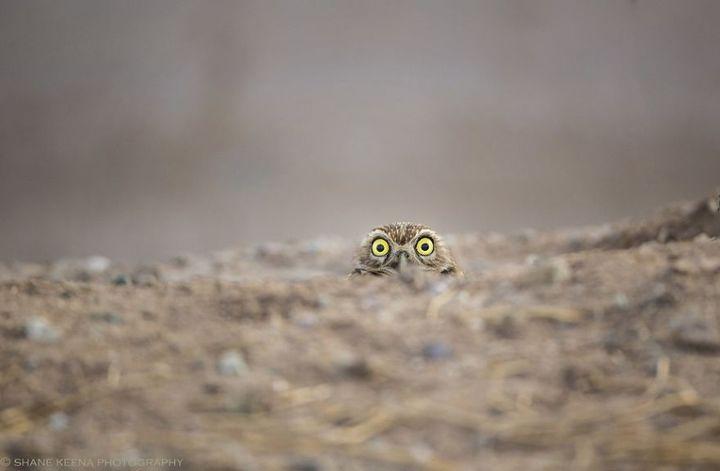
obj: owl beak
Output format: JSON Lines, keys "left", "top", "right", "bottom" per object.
{"left": 385, "top": 250, "right": 420, "bottom": 281}
{"left": 396, "top": 251, "right": 421, "bottom": 282}
{"left": 397, "top": 251, "right": 408, "bottom": 271}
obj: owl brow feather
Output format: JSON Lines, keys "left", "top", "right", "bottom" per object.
{"left": 375, "top": 222, "right": 429, "bottom": 246}
{"left": 352, "top": 222, "right": 460, "bottom": 277}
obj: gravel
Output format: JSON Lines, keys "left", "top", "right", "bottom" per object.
{"left": 89, "top": 311, "right": 125, "bottom": 324}
{"left": 48, "top": 412, "right": 70, "bottom": 431}
{"left": 217, "top": 350, "right": 248, "bottom": 376}
{"left": 421, "top": 342, "right": 454, "bottom": 360}
{"left": 670, "top": 316, "right": 720, "bottom": 354}
{"left": 24, "top": 316, "right": 60, "bottom": 343}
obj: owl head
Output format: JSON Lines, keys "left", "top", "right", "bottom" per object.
{"left": 351, "top": 222, "right": 460, "bottom": 277}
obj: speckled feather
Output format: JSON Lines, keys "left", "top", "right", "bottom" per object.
{"left": 374, "top": 222, "right": 428, "bottom": 245}
{"left": 351, "top": 222, "right": 461, "bottom": 277}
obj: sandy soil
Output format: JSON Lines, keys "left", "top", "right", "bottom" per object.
{"left": 1, "top": 194, "right": 720, "bottom": 470}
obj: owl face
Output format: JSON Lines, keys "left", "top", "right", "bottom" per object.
{"left": 351, "top": 222, "right": 460, "bottom": 277}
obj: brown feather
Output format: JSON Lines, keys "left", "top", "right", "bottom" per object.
{"left": 351, "top": 222, "right": 461, "bottom": 277}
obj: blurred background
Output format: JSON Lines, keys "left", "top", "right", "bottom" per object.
{"left": 1, "top": 0, "right": 719, "bottom": 262}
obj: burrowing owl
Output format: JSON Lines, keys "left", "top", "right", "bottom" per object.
{"left": 351, "top": 222, "right": 460, "bottom": 277}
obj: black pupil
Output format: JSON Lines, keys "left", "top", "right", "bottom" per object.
{"left": 421, "top": 243, "right": 429, "bottom": 251}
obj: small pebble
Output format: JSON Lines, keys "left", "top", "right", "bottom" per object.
{"left": 133, "top": 273, "right": 158, "bottom": 286}
{"left": 24, "top": 316, "right": 60, "bottom": 343}
{"left": 217, "top": 350, "right": 248, "bottom": 376}
{"left": 700, "top": 258, "right": 720, "bottom": 273}
{"left": 487, "top": 315, "right": 519, "bottom": 339}
{"left": 48, "top": 412, "right": 70, "bottom": 431}
{"left": 89, "top": 311, "right": 124, "bottom": 324}
{"left": 293, "top": 310, "right": 318, "bottom": 328}
{"left": 24, "top": 282, "right": 39, "bottom": 296}
{"left": 224, "top": 390, "right": 270, "bottom": 414}
{"left": 409, "top": 443, "right": 434, "bottom": 463}
{"left": 525, "top": 254, "right": 542, "bottom": 266}
{"left": 657, "top": 227, "right": 672, "bottom": 243}
{"left": 316, "top": 295, "right": 330, "bottom": 309}
{"left": 203, "top": 383, "right": 221, "bottom": 394}
{"left": 132, "top": 266, "right": 161, "bottom": 286}
{"left": 550, "top": 258, "right": 572, "bottom": 283}
{"left": 670, "top": 316, "right": 720, "bottom": 354}
{"left": 171, "top": 255, "right": 190, "bottom": 267}
{"left": 428, "top": 279, "right": 451, "bottom": 295}
{"left": 301, "top": 240, "right": 322, "bottom": 255}
{"left": 85, "top": 256, "right": 111, "bottom": 274}
{"left": 640, "top": 284, "right": 674, "bottom": 308}
{"left": 73, "top": 270, "right": 93, "bottom": 282}
{"left": 613, "top": 293, "right": 630, "bottom": 309}
{"left": 111, "top": 274, "right": 131, "bottom": 286}
{"left": 603, "top": 330, "right": 632, "bottom": 353}
{"left": 334, "top": 351, "right": 372, "bottom": 379}
{"left": 255, "top": 242, "right": 285, "bottom": 258}
{"left": 23, "top": 357, "right": 39, "bottom": 372}
{"left": 287, "top": 458, "right": 321, "bottom": 471}
{"left": 517, "top": 257, "right": 571, "bottom": 286}
{"left": 360, "top": 297, "right": 382, "bottom": 311}
{"left": 421, "top": 342, "right": 453, "bottom": 360}
{"left": 709, "top": 194, "right": 720, "bottom": 213}
{"left": 565, "top": 237, "right": 585, "bottom": 252}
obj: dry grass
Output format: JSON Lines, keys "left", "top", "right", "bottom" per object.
{"left": 1, "top": 195, "right": 720, "bottom": 470}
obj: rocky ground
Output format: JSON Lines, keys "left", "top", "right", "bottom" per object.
{"left": 1, "top": 193, "right": 720, "bottom": 470}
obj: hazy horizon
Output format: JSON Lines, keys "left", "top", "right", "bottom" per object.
{"left": 2, "top": 1, "right": 719, "bottom": 262}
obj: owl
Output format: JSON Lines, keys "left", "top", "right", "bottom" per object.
{"left": 351, "top": 222, "right": 461, "bottom": 277}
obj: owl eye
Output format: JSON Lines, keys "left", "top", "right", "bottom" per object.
{"left": 415, "top": 237, "right": 434, "bottom": 256}
{"left": 371, "top": 238, "right": 390, "bottom": 257}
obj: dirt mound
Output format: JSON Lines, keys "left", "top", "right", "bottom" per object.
{"left": 594, "top": 190, "right": 720, "bottom": 249}
{"left": 1, "top": 194, "right": 720, "bottom": 470}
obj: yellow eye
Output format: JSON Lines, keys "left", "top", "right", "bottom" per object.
{"left": 371, "top": 238, "right": 390, "bottom": 257}
{"left": 415, "top": 237, "right": 434, "bottom": 256}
